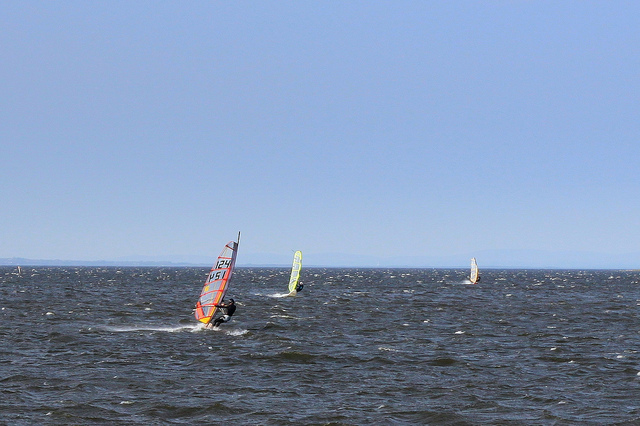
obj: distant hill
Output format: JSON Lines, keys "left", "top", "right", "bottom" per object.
{"left": 0, "top": 257, "right": 200, "bottom": 267}
{"left": 1, "top": 250, "right": 639, "bottom": 269}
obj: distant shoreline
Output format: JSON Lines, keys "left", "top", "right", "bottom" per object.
{"left": 0, "top": 258, "right": 637, "bottom": 270}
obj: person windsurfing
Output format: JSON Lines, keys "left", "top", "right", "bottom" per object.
{"left": 295, "top": 282, "right": 303, "bottom": 292}
{"left": 208, "top": 298, "right": 236, "bottom": 328}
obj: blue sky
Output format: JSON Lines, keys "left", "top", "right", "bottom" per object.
{"left": 1, "top": 1, "right": 639, "bottom": 267}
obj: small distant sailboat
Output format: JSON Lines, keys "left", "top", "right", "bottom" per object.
{"left": 287, "top": 250, "right": 303, "bottom": 296}
{"left": 194, "top": 232, "right": 240, "bottom": 326}
{"left": 469, "top": 257, "right": 480, "bottom": 284}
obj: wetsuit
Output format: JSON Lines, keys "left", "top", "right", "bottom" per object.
{"left": 211, "top": 302, "right": 236, "bottom": 327}
{"left": 295, "top": 283, "right": 304, "bottom": 292}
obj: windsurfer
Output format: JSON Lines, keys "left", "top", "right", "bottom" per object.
{"left": 295, "top": 282, "right": 303, "bottom": 292}
{"left": 209, "top": 298, "right": 236, "bottom": 328}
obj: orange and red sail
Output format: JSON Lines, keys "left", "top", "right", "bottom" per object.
{"left": 195, "top": 234, "right": 240, "bottom": 324}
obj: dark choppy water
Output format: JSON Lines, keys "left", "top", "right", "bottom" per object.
{"left": 2, "top": 267, "right": 640, "bottom": 425}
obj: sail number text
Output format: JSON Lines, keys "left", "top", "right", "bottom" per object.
{"left": 208, "top": 259, "right": 231, "bottom": 281}
{"left": 208, "top": 270, "right": 227, "bottom": 281}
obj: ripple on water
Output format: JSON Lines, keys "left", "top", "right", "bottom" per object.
{"left": 1, "top": 267, "right": 639, "bottom": 423}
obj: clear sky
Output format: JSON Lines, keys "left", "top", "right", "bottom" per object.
{"left": 1, "top": 1, "right": 639, "bottom": 267}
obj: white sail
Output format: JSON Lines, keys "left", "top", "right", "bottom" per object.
{"left": 470, "top": 257, "right": 479, "bottom": 284}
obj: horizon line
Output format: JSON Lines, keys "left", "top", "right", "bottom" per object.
{"left": 0, "top": 256, "right": 637, "bottom": 270}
